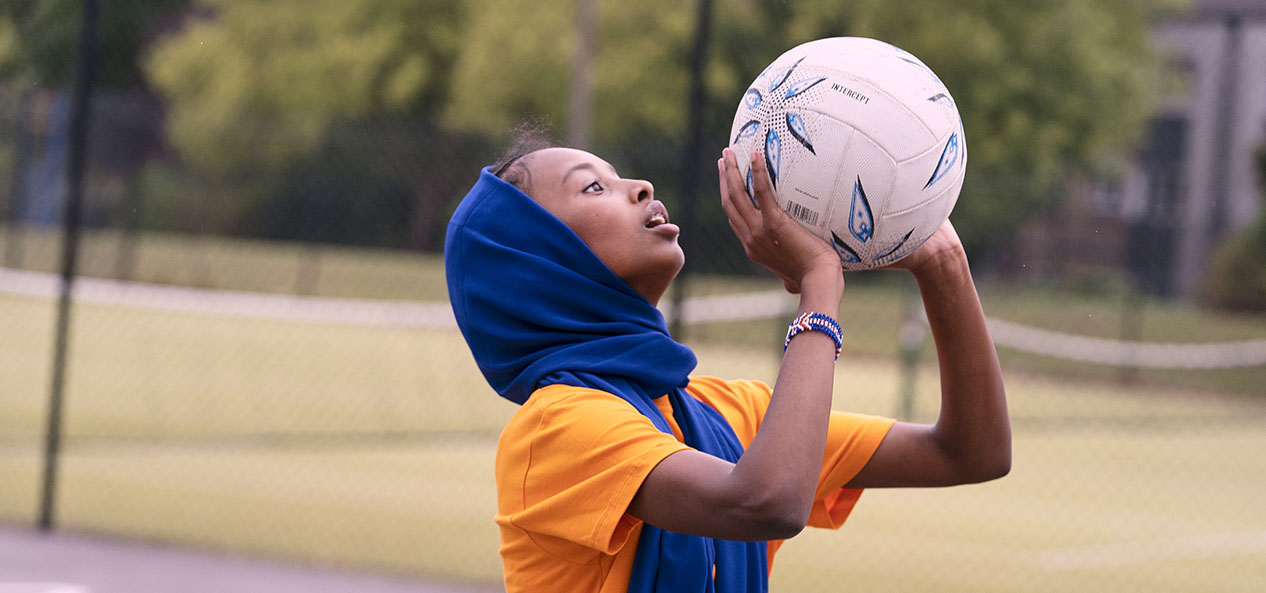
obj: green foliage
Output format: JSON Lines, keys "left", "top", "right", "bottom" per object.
{"left": 0, "top": 0, "right": 189, "bottom": 88}
{"left": 445, "top": 0, "right": 1182, "bottom": 257}
{"left": 444, "top": 0, "right": 693, "bottom": 141}
{"left": 246, "top": 117, "right": 491, "bottom": 250}
{"left": 781, "top": 0, "right": 1184, "bottom": 255}
{"left": 142, "top": 0, "right": 473, "bottom": 246}
{"left": 0, "top": 14, "right": 18, "bottom": 78}
{"left": 122, "top": 0, "right": 1182, "bottom": 254}
{"left": 1202, "top": 146, "right": 1266, "bottom": 312}
{"left": 147, "top": 0, "right": 465, "bottom": 176}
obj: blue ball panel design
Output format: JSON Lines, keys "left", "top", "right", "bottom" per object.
{"left": 848, "top": 177, "right": 874, "bottom": 243}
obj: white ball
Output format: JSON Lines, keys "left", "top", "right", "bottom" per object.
{"left": 729, "top": 37, "right": 966, "bottom": 270}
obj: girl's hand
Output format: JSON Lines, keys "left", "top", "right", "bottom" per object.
{"left": 881, "top": 219, "right": 966, "bottom": 280}
{"left": 718, "top": 148, "right": 841, "bottom": 294}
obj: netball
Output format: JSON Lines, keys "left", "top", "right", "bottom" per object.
{"left": 729, "top": 37, "right": 967, "bottom": 271}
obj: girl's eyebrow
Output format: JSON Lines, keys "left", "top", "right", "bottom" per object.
{"left": 561, "top": 162, "right": 619, "bottom": 185}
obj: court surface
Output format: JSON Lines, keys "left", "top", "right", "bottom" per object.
{"left": 0, "top": 527, "right": 501, "bottom": 593}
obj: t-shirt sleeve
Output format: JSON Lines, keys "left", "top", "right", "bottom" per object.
{"left": 494, "top": 385, "right": 690, "bottom": 559}
{"left": 807, "top": 409, "right": 896, "bottom": 529}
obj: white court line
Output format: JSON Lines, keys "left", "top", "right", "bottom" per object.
{"left": 0, "top": 584, "right": 91, "bottom": 593}
{"left": 0, "top": 267, "right": 456, "bottom": 328}
{"left": 988, "top": 317, "right": 1266, "bottom": 369}
{"left": 1039, "top": 530, "right": 1266, "bottom": 571}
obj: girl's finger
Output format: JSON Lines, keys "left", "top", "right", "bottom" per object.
{"left": 718, "top": 156, "right": 751, "bottom": 239}
{"left": 721, "top": 149, "right": 762, "bottom": 233}
{"left": 747, "top": 150, "right": 780, "bottom": 216}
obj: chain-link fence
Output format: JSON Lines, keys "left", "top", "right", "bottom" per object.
{"left": 2, "top": 2, "right": 1265, "bottom": 592}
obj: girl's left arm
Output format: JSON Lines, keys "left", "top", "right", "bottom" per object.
{"left": 846, "top": 221, "right": 1011, "bottom": 488}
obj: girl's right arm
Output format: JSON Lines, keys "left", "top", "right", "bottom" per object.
{"left": 627, "top": 148, "right": 844, "bottom": 542}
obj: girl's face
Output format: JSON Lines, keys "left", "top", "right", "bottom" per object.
{"left": 520, "top": 148, "right": 684, "bottom": 305}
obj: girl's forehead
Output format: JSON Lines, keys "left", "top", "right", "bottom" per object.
{"left": 527, "top": 148, "right": 615, "bottom": 179}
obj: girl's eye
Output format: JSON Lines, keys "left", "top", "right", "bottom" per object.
{"left": 584, "top": 181, "right": 603, "bottom": 193}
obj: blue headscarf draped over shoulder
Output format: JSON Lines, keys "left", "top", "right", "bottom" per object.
{"left": 445, "top": 167, "right": 768, "bottom": 593}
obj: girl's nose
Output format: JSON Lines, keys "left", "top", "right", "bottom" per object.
{"left": 630, "top": 179, "right": 653, "bottom": 202}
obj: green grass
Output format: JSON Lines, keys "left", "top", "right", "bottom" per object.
{"left": 3, "top": 293, "right": 1265, "bottom": 591}
{"left": 2, "top": 228, "right": 1266, "bottom": 591}
{"left": 1, "top": 226, "right": 449, "bottom": 301}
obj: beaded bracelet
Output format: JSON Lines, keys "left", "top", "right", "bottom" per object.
{"left": 784, "top": 312, "right": 843, "bottom": 361}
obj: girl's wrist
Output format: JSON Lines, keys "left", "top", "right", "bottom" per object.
{"left": 797, "top": 265, "right": 844, "bottom": 311}
{"left": 911, "top": 247, "right": 975, "bottom": 310}
{"left": 910, "top": 244, "right": 968, "bottom": 284}
{"left": 784, "top": 312, "right": 843, "bottom": 360}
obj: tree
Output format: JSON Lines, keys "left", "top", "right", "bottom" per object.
{"left": 139, "top": 0, "right": 1185, "bottom": 255}
{"left": 445, "top": 0, "right": 1186, "bottom": 257}
{"left": 789, "top": 0, "right": 1188, "bottom": 256}
{"left": 147, "top": 0, "right": 465, "bottom": 175}
{"left": 444, "top": 0, "right": 695, "bottom": 143}
{"left": 0, "top": 0, "right": 190, "bottom": 88}
{"left": 0, "top": 0, "right": 188, "bottom": 240}
{"left": 144, "top": 0, "right": 472, "bottom": 246}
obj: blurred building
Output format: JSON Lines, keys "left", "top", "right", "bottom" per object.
{"left": 1010, "top": 0, "right": 1266, "bottom": 299}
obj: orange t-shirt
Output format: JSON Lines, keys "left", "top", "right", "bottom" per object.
{"left": 494, "top": 376, "right": 895, "bottom": 593}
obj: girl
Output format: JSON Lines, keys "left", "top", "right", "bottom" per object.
{"left": 444, "top": 132, "right": 1010, "bottom": 593}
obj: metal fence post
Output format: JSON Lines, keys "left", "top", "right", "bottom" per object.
{"left": 39, "top": 0, "right": 101, "bottom": 532}
{"left": 670, "top": 0, "right": 714, "bottom": 340}
{"left": 897, "top": 280, "right": 926, "bottom": 420}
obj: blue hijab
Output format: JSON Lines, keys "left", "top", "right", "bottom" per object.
{"left": 445, "top": 167, "right": 768, "bottom": 593}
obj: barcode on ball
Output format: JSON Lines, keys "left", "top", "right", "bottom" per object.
{"left": 786, "top": 201, "right": 819, "bottom": 226}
